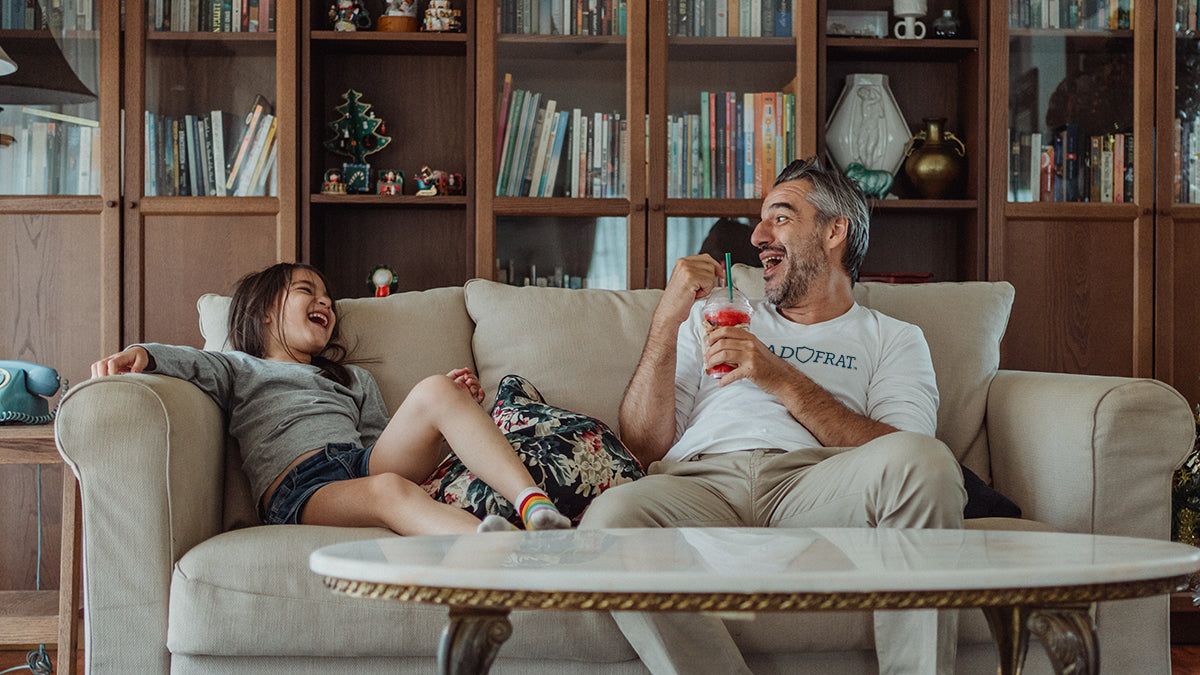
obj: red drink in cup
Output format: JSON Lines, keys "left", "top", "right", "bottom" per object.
{"left": 702, "top": 286, "right": 752, "bottom": 379}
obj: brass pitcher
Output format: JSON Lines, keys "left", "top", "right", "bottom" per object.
{"left": 903, "top": 117, "right": 966, "bottom": 199}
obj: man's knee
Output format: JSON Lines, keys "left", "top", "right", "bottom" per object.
{"left": 866, "top": 432, "right": 965, "bottom": 527}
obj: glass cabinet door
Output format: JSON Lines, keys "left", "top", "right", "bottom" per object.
{"left": 478, "top": 0, "right": 645, "bottom": 290}
{"left": 1006, "top": 3, "right": 1135, "bottom": 203}
{"left": 140, "top": 0, "right": 278, "bottom": 197}
{"left": 1156, "top": 2, "right": 1200, "bottom": 405}
{"left": 657, "top": 2, "right": 798, "bottom": 284}
{"left": 0, "top": 0, "right": 101, "bottom": 195}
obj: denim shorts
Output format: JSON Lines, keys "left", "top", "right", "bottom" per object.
{"left": 260, "top": 443, "right": 373, "bottom": 525}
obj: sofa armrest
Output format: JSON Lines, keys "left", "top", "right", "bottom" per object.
{"left": 985, "top": 369, "right": 1194, "bottom": 538}
{"left": 55, "top": 374, "right": 227, "bottom": 673}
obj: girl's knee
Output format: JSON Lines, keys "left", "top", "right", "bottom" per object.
{"left": 364, "top": 472, "right": 425, "bottom": 504}
{"left": 407, "top": 374, "right": 470, "bottom": 410}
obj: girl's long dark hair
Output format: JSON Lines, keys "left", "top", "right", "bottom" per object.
{"left": 227, "top": 263, "right": 352, "bottom": 385}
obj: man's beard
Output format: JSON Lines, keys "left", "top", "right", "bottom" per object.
{"left": 765, "top": 231, "right": 828, "bottom": 308}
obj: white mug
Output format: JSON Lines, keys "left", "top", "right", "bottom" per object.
{"left": 894, "top": 16, "right": 926, "bottom": 38}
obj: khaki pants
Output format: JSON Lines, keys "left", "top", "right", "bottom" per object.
{"left": 580, "top": 431, "right": 966, "bottom": 675}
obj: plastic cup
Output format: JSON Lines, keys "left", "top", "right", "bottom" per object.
{"left": 702, "top": 286, "right": 752, "bottom": 379}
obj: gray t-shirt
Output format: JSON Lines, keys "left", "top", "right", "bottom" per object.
{"left": 139, "top": 344, "right": 390, "bottom": 503}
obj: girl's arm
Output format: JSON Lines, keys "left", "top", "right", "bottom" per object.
{"left": 92, "top": 346, "right": 156, "bottom": 378}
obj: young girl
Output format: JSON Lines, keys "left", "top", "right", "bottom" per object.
{"left": 91, "top": 262, "right": 568, "bottom": 535}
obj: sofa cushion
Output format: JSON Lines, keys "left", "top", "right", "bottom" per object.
{"left": 463, "top": 280, "right": 664, "bottom": 436}
{"left": 421, "top": 374, "right": 644, "bottom": 525}
{"left": 168, "top": 525, "right": 637, "bottom": 662}
{"left": 732, "top": 265, "right": 1014, "bottom": 482}
{"left": 197, "top": 287, "right": 476, "bottom": 413}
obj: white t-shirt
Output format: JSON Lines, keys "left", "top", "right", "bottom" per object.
{"left": 667, "top": 299, "right": 938, "bottom": 462}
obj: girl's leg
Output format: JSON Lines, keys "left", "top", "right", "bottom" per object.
{"left": 301, "top": 473, "right": 480, "bottom": 535}
{"left": 370, "top": 374, "right": 569, "bottom": 529}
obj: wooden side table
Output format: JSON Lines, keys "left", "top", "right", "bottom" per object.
{"left": 0, "top": 425, "right": 81, "bottom": 675}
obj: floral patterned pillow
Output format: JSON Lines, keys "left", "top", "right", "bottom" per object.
{"left": 420, "top": 374, "right": 645, "bottom": 526}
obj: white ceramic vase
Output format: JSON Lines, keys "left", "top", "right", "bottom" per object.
{"left": 825, "top": 73, "right": 911, "bottom": 176}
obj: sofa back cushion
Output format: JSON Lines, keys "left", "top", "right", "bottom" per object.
{"left": 463, "top": 280, "right": 664, "bottom": 438}
{"left": 732, "top": 265, "right": 1014, "bottom": 481}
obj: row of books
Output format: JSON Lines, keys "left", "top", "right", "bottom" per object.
{"left": 498, "top": 0, "right": 628, "bottom": 35}
{"left": 667, "top": 91, "right": 796, "bottom": 200}
{"left": 149, "top": 0, "right": 275, "bottom": 33}
{"left": 1007, "top": 0, "right": 1132, "bottom": 30}
{"left": 2, "top": 1, "right": 92, "bottom": 31}
{"left": 1006, "top": 125, "right": 1134, "bottom": 203}
{"left": 144, "top": 94, "right": 276, "bottom": 197}
{"left": 0, "top": 108, "right": 101, "bottom": 196}
{"left": 494, "top": 74, "right": 628, "bottom": 198}
{"left": 670, "top": 0, "right": 794, "bottom": 38}
{"left": 1173, "top": 116, "right": 1200, "bottom": 203}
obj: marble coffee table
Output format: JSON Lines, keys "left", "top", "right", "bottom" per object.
{"left": 309, "top": 527, "right": 1200, "bottom": 675}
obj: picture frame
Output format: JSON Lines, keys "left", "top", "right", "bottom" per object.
{"left": 826, "top": 10, "right": 888, "bottom": 38}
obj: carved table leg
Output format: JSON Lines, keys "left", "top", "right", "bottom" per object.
{"left": 982, "top": 605, "right": 1098, "bottom": 675}
{"left": 982, "top": 606, "right": 1032, "bottom": 675}
{"left": 1025, "top": 606, "right": 1098, "bottom": 675}
{"left": 437, "top": 606, "right": 513, "bottom": 675}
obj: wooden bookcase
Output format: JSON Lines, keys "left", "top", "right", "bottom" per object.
{"left": 986, "top": 0, "right": 1157, "bottom": 381}
{"left": 121, "top": 0, "right": 298, "bottom": 349}
{"left": 301, "top": 3, "right": 476, "bottom": 299}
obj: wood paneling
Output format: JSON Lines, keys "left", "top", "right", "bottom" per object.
{"left": 138, "top": 213, "right": 281, "bottom": 347}
{"left": 997, "top": 216, "right": 1142, "bottom": 377}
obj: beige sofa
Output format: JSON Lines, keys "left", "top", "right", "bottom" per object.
{"left": 56, "top": 270, "right": 1195, "bottom": 674}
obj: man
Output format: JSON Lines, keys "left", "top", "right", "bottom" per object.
{"left": 580, "top": 158, "right": 966, "bottom": 674}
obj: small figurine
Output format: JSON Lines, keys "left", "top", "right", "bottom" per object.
{"left": 421, "top": 0, "right": 462, "bottom": 32}
{"left": 321, "top": 168, "right": 347, "bottom": 194}
{"left": 414, "top": 165, "right": 465, "bottom": 196}
{"left": 377, "top": 0, "right": 419, "bottom": 32}
{"left": 329, "top": 0, "right": 371, "bottom": 32}
{"left": 844, "top": 162, "right": 894, "bottom": 200}
{"left": 377, "top": 169, "right": 404, "bottom": 195}
{"left": 368, "top": 265, "right": 399, "bottom": 297}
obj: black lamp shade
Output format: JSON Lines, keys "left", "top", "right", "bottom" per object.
{"left": 0, "top": 30, "right": 95, "bottom": 105}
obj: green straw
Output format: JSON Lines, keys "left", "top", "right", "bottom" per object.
{"left": 725, "top": 252, "right": 733, "bottom": 301}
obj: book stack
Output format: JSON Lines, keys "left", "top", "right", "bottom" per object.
{"left": 667, "top": 90, "right": 796, "bottom": 199}
{"left": 1, "top": 1, "right": 89, "bottom": 30}
{"left": 494, "top": 74, "right": 628, "bottom": 198}
{"left": 144, "top": 94, "right": 276, "bottom": 197}
{"left": 1006, "top": 125, "right": 1133, "bottom": 203}
{"left": 1008, "top": 0, "right": 1132, "bottom": 30}
{"left": 1174, "top": 115, "right": 1200, "bottom": 202}
{"left": 670, "top": 0, "right": 794, "bottom": 37}
{"left": 0, "top": 107, "right": 101, "bottom": 196}
{"left": 149, "top": 0, "right": 275, "bottom": 32}
{"left": 499, "top": 0, "right": 628, "bottom": 35}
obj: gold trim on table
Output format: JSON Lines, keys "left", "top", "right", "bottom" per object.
{"left": 322, "top": 575, "right": 1191, "bottom": 612}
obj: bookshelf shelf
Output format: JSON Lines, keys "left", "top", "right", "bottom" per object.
{"left": 668, "top": 36, "right": 796, "bottom": 62}
{"left": 496, "top": 34, "right": 624, "bottom": 60}
{"left": 146, "top": 31, "right": 276, "bottom": 41}
{"left": 825, "top": 37, "right": 980, "bottom": 60}
{"left": 310, "top": 30, "right": 467, "bottom": 56}
{"left": 138, "top": 195, "right": 277, "bottom": 215}
{"left": 492, "top": 197, "right": 631, "bottom": 217}
{"left": 309, "top": 194, "right": 468, "bottom": 207}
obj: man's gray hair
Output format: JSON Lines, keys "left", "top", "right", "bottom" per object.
{"left": 773, "top": 157, "right": 870, "bottom": 283}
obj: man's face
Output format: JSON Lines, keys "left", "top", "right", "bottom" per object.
{"left": 751, "top": 179, "right": 831, "bottom": 309}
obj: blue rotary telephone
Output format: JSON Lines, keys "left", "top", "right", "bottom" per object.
{"left": 0, "top": 360, "right": 68, "bottom": 425}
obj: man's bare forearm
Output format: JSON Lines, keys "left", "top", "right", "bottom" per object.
{"left": 769, "top": 371, "right": 897, "bottom": 448}
{"left": 618, "top": 315, "right": 682, "bottom": 466}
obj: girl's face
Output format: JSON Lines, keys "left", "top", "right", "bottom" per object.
{"left": 262, "top": 268, "right": 336, "bottom": 364}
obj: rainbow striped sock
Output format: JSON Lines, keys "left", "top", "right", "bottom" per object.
{"left": 517, "top": 487, "right": 569, "bottom": 530}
